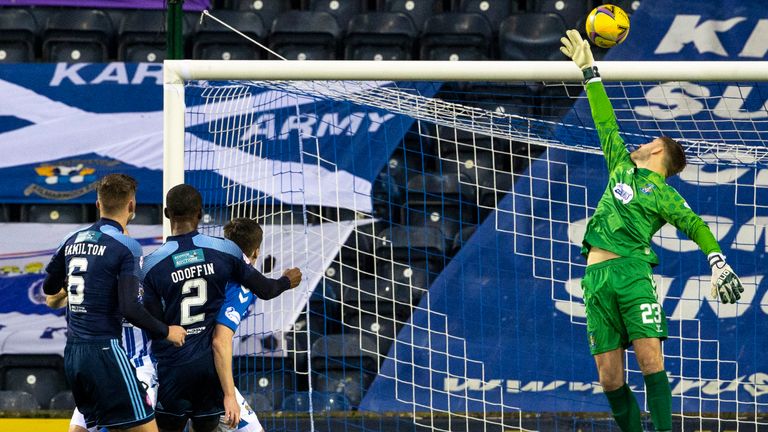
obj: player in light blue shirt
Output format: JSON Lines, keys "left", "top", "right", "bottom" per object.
{"left": 214, "top": 218, "right": 301, "bottom": 430}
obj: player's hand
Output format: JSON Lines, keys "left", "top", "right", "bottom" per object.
{"left": 166, "top": 325, "right": 187, "bottom": 347}
{"left": 708, "top": 253, "right": 744, "bottom": 304}
{"left": 221, "top": 394, "right": 240, "bottom": 429}
{"left": 560, "top": 29, "right": 594, "bottom": 70}
{"left": 283, "top": 268, "right": 302, "bottom": 288}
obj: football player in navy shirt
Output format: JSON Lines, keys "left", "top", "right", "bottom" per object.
{"left": 43, "top": 174, "right": 186, "bottom": 432}
{"left": 141, "top": 185, "right": 301, "bottom": 432}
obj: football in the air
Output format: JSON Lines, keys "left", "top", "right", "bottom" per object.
{"left": 585, "top": 4, "right": 630, "bottom": 48}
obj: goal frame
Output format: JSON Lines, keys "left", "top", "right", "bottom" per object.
{"left": 162, "top": 59, "right": 768, "bottom": 237}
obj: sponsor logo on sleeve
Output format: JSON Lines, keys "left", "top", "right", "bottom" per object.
{"left": 224, "top": 306, "right": 241, "bottom": 326}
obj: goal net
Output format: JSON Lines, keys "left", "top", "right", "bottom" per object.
{"left": 164, "top": 60, "right": 768, "bottom": 431}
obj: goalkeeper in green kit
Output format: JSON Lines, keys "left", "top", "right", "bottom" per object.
{"left": 560, "top": 30, "right": 745, "bottom": 432}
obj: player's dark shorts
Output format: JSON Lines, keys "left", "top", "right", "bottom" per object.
{"left": 64, "top": 337, "right": 154, "bottom": 429}
{"left": 581, "top": 257, "right": 668, "bottom": 355}
{"left": 155, "top": 351, "right": 224, "bottom": 423}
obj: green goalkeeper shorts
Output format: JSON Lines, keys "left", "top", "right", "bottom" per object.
{"left": 581, "top": 257, "right": 668, "bottom": 355}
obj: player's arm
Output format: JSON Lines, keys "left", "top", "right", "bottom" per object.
{"left": 234, "top": 257, "right": 302, "bottom": 300}
{"left": 212, "top": 323, "right": 240, "bottom": 428}
{"left": 212, "top": 281, "right": 250, "bottom": 428}
{"left": 560, "top": 29, "right": 631, "bottom": 172}
{"left": 119, "top": 247, "right": 186, "bottom": 345}
{"left": 46, "top": 288, "right": 68, "bottom": 309}
{"left": 659, "top": 188, "right": 744, "bottom": 304}
{"left": 42, "top": 243, "right": 67, "bottom": 296}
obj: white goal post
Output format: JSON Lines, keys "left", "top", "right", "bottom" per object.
{"left": 163, "top": 60, "right": 768, "bottom": 237}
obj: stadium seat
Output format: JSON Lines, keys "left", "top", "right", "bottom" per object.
{"left": 458, "top": 0, "right": 516, "bottom": 30}
{"left": 281, "top": 391, "right": 352, "bottom": 412}
{"left": 3, "top": 367, "right": 67, "bottom": 409}
{"left": 0, "top": 9, "right": 37, "bottom": 63}
{"left": 243, "top": 392, "right": 273, "bottom": 411}
{"left": 49, "top": 390, "right": 76, "bottom": 410}
{"left": 310, "top": 333, "right": 379, "bottom": 405}
{"left": 344, "top": 12, "right": 418, "bottom": 60}
{"left": 236, "top": 369, "right": 297, "bottom": 411}
{"left": 384, "top": 0, "right": 441, "bottom": 32}
{"left": 0, "top": 391, "right": 39, "bottom": 410}
{"left": 419, "top": 13, "right": 493, "bottom": 60}
{"left": 499, "top": 12, "right": 566, "bottom": 60}
{"left": 20, "top": 204, "right": 88, "bottom": 224}
{"left": 344, "top": 310, "right": 400, "bottom": 356}
{"left": 376, "top": 261, "right": 431, "bottom": 304}
{"left": 269, "top": 11, "right": 341, "bottom": 60}
{"left": 312, "top": 369, "right": 375, "bottom": 407}
{"left": 310, "top": 0, "right": 364, "bottom": 30}
{"left": 232, "top": 0, "right": 292, "bottom": 30}
{"left": 539, "top": 82, "right": 583, "bottom": 119}
{"left": 132, "top": 204, "right": 162, "bottom": 225}
{"left": 311, "top": 333, "right": 379, "bottom": 371}
{"left": 385, "top": 148, "right": 424, "bottom": 189}
{"left": 118, "top": 10, "right": 170, "bottom": 62}
{"left": 611, "top": 0, "right": 643, "bottom": 14}
{"left": 193, "top": 10, "right": 267, "bottom": 60}
{"left": 451, "top": 224, "right": 477, "bottom": 255}
{"left": 377, "top": 225, "right": 446, "bottom": 262}
{"left": 42, "top": 9, "right": 113, "bottom": 62}
{"left": 0, "top": 204, "right": 10, "bottom": 222}
{"left": 532, "top": 0, "right": 589, "bottom": 27}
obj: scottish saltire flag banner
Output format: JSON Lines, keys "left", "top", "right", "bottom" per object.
{"left": 361, "top": 0, "right": 768, "bottom": 414}
{"left": 0, "top": 63, "right": 426, "bottom": 210}
{"left": 0, "top": 0, "right": 210, "bottom": 10}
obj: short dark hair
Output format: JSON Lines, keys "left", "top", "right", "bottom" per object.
{"left": 223, "top": 218, "right": 263, "bottom": 257}
{"left": 660, "top": 136, "right": 686, "bottom": 178}
{"left": 97, "top": 174, "right": 137, "bottom": 214}
{"left": 165, "top": 184, "right": 202, "bottom": 221}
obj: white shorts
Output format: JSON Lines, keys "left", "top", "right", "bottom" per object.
{"left": 70, "top": 361, "right": 158, "bottom": 431}
{"left": 217, "top": 387, "right": 264, "bottom": 432}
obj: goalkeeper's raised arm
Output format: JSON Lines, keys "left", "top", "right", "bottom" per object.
{"left": 560, "top": 29, "right": 631, "bottom": 173}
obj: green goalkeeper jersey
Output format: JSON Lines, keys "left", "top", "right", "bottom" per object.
{"left": 580, "top": 80, "right": 720, "bottom": 266}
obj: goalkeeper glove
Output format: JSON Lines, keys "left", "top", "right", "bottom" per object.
{"left": 708, "top": 253, "right": 744, "bottom": 304}
{"left": 560, "top": 29, "right": 595, "bottom": 71}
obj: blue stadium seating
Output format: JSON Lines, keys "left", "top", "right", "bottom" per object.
{"left": 0, "top": 390, "right": 39, "bottom": 410}
{"left": 236, "top": 369, "right": 297, "bottom": 411}
{"left": 269, "top": 11, "right": 341, "bottom": 60}
{"left": 0, "top": 9, "right": 37, "bottom": 63}
{"left": 419, "top": 13, "right": 493, "bottom": 60}
{"left": 21, "top": 204, "right": 88, "bottom": 224}
{"left": 118, "top": 10, "right": 170, "bottom": 62}
{"left": 42, "top": 9, "right": 113, "bottom": 62}
{"left": 310, "top": 334, "right": 379, "bottom": 406}
{"left": 49, "top": 390, "right": 76, "bottom": 411}
{"left": 0, "top": 204, "right": 10, "bottom": 222}
{"left": 344, "top": 12, "right": 418, "bottom": 60}
{"left": 499, "top": 12, "right": 566, "bottom": 60}
{"left": 132, "top": 204, "right": 162, "bottom": 225}
{"left": 232, "top": 0, "right": 292, "bottom": 30}
{"left": 611, "top": 0, "right": 643, "bottom": 13}
{"left": 0, "top": 355, "right": 66, "bottom": 410}
{"left": 243, "top": 393, "right": 273, "bottom": 411}
{"left": 451, "top": 224, "right": 477, "bottom": 255}
{"left": 193, "top": 10, "right": 267, "bottom": 60}
{"left": 310, "top": 0, "right": 364, "bottom": 31}
{"left": 282, "top": 390, "right": 352, "bottom": 412}
{"left": 532, "top": 0, "right": 589, "bottom": 27}
{"left": 384, "top": 0, "right": 441, "bottom": 32}
{"left": 458, "top": 0, "right": 516, "bottom": 30}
